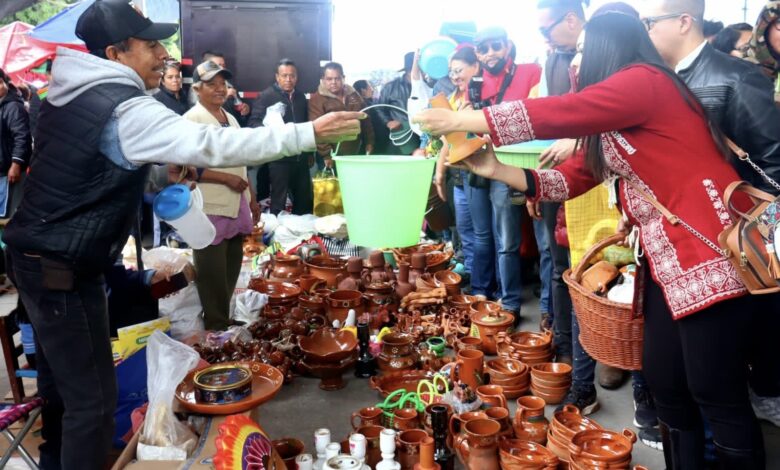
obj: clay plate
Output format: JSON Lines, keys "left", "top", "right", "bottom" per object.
{"left": 369, "top": 370, "right": 438, "bottom": 397}
{"left": 299, "top": 328, "right": 358, "bottom": 363}
{"left": 176, "top": 361, "right": 283, "bottom": 415}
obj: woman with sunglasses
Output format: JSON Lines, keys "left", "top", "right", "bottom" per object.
{"left": 415, "top": 12, "right": 773, "bottom": 469}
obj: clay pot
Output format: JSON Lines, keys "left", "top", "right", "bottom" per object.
{"left": 514, "top": 396, "right": 549, "bottom": 445}
{"left": 448, "top": 411, "right": 488, "bottom": 439}
{"left": 454, "top": 418, "right": 500, "bottom": 470}
{"left": 476, "top": 384, "right": 507, "bottom": 409}
{"left": 456, "top": 336, "right": 483, "bottom": 353}
{"left": 397, "top": 429, "right": 429, "bottom": 470}
{"left": 434, "top": 270, "right": 462, "bottom": 296}
{"left": 392, "top": 407, "right": 421, "bottom": 432}
{"left": 298, "top": 328, "right": 358, "bottom": 364}
{"left": 569, "top": 429, "right": 636, "bottom": 468}
{"left": 470, "top": 306, "right": 515, "bottom": 355}
{"left": 272, "top": 438, "right": 305, "bottom": 470}
{"left": 364, "top": 282, "right": 398, "bottom": 330}
{"left": 297, "top": 274, "right": 325, "bottom": 294}
{"left": 325, "top": 290, "right": 365, "bottom": 325}
{"left": 450, "top": 349, "right": 484, "bottom": 391}
{"left": 305, "top": 255, "right": 347, "bottom": 288}
{"left": 484, "top": 406, "right": 513, "bottom": 438}
{"left": 356, "top": 425, "right": 384, "bottom": 468}
{"left": 396, "top": 262, "right": 415, "bottom": 298}
{"left": 269, "top": 254, "right": 304, "bottom": 281}
{"left": 351, "top": 406, "right": 385, "bottom": 429}
{"left": 498, "top": 438, "right": 559, "bottom": 470}
{"left": 378, "top": 333, "right": 418, "bottom": 372}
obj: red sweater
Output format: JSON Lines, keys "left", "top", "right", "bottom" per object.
{"left": 484, "top": 64, "right": 749, "bottom": 319}
{"left": 481, "top": 61, "right": 542, "bottom": 105}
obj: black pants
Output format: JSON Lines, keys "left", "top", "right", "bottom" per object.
{"left": 269, "top": 156, "right": 313, "bottom": 215}
{"left": 748, "top": 295, "right": 780, "bottom": 397}
{"left": 642, "top": 276, "right": 765, "bottom": 460}
{"left": 7, "top": 249, "right": 115, "bottom": 470}
{"left": 541, "top": 201, "right": 573, "bottom": 356}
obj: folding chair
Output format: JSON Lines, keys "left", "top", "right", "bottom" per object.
{"left": 0, "top": 396, "right": 43, "bottom": 469}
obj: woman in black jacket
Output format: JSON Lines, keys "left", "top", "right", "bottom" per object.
{"left": 0, "top": 68, "right": 31, "bottom": 218}
{"left": 153, "top": 60, "right": 190, "bottom": 115}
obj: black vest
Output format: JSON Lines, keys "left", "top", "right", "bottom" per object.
{"left": 4, "top": 83, "right": 151, "bottom": 274}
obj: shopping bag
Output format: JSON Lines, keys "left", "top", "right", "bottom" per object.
{"left": 313, "top": 168, "right": 343, "bottom": 216}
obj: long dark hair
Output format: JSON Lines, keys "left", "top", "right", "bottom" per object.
{"left": 0, "top": 68, "right": 18, "bottom": 95}
{"left": 576, "top": 12, "right": 728, "bottom": 180}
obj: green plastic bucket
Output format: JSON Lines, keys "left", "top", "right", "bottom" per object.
{"left": 495, "top": 140, "right": 556, "bottom": 169}
{"left": 334, "top": 155, "right": 436, "bottom": 248}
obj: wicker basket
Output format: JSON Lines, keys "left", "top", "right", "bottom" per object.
{"left": 563, "top": 234, "right": 643, "bottom": 370}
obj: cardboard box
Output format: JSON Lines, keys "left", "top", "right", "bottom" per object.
{"left": 112, "top": 408, "right": 263, "bottom": 470}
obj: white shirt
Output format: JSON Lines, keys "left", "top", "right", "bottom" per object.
{"left": 675, "top": 40, "right": 708, "bottom": 73}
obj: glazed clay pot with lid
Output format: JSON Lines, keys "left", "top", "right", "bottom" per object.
{"left": 470, "top": 303, "right": 515, "bottom": 355}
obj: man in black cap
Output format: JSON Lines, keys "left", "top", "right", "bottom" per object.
{"left": 2, "top": 1, "right": 361, "bottom": 469}
{"left": 377, "top": 51, "right": 420, "bottom": 154}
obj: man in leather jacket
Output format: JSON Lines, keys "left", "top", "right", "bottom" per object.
{"left": 642, "top": 0, "right": 780, "bottom": 196}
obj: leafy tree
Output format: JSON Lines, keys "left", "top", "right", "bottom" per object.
{"left": 1, "top": 0, "right": 79, "bottom": 27}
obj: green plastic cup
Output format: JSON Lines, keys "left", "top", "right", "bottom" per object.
{"left": 494, "top": 140, "right": 557, "bottom": 169}
{"left": 333, "top": 155, "right": 435, "bottom": 248}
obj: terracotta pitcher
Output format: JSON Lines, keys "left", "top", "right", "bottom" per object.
{"left": 484, "top": 407, "right": 513, "bottom": 439}
{"left": 450, "top": 349, "right": 484, "bottom": 391}
{"left": 351, "top": 406, "right": 384, "bottom": 430}
{"left": 454, "top": 418, "right": 501, "bottom": 470}
{"left": 393, "top": 408, "right": 421, "bottom": 432}
{"left": 448, "top": 411, "right": 488, "bottom": 440}
{"left": 514, "top": 396, "right": 549, "bottom": 445}
{"left": 476, "top": 384, "right": 507, "bottom": 409}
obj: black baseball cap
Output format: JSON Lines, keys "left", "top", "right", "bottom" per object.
{"left": 399, "top": 51, "right": 415, "bottom": 72}
{"left": 76, "top": 0, "right": 178, "bottom": 51}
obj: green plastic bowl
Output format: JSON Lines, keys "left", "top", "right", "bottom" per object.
{"left": 334, "top": 155, "right": 436, "bottom": 248}
{"left": 495, "top": 140, "right": 557, "bottom": 169}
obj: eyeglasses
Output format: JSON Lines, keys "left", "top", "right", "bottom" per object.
{"left": 734, "top": 43, "right": 752, "bottom": 56}
{"left": 540, "top": 13, "right": 568, "bottom": 39}
{"left": 476, "top": 41, "right": 506, "bottom": 55}
{"left": 641, "top": 13, "right": 695, "bottom": 31}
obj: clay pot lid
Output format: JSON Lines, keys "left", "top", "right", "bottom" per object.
{"left": 471, "top": 305, "right": 514, "bottom": 326}
{"left": 499, "top": 438, "right": 559, "bottom": 465}
{"left": 298, "top": 328, "right": 358, "bottom": 362}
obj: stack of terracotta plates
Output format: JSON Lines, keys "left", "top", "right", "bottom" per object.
{"left": 496, "top": 330, "right": 554, "bottom": 365}
{"left": 530, "top": 362, "right": 572, "bottom": 405}
{"left": 485, "top": 358, "right": 529, "bottom": 399}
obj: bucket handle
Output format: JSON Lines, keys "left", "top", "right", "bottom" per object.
{"left": 332, "top": 104, "right": 418, "bottom": 157}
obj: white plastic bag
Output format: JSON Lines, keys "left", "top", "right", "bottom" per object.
{"left": 231, "top": 290, "right": 269, "bottom": 324}
{"left": 139, "top": 331, "right": 201, "bottom": 460}
{"left": 314, "top": 214, "right": 348, "bottom": 239}
{"left": 158, "top": 284, "right": 204, "bottom": 340}
{"left": 263, "top": 102, "right": 286, "bottom": 127}
{"left": 143, "top": 247, "right": 191, "bottom": 275}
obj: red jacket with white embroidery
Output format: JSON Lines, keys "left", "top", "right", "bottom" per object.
{"left": 484, "top": 64, "right": 749, "bottom": 319}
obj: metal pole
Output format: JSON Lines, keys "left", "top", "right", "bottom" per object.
{"left": 743, "top": 0, "right": 748, "bottom": 23}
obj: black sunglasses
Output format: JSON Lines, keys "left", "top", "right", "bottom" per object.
{"left": 476, "top": 41, "right": 506, "bottom": 55}
{"left": 540, "top": 13, "right": 568, "bottom": 39}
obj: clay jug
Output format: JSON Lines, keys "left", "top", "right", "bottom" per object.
{"left": 396, "top": 262, "right": 415, "bottom": 299}
{"left": 454, "top": 418, "right": 500, "bottom": 470}
{"left": 514, "top": 396, "right": 549, "bottom": 445}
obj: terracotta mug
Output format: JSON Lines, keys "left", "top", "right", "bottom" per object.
{"left": 393, "top": 407, "right": 420, "bottom": 432}
{"left": 514, "top": 396, "right": 549, "bottom": 445}
{"left": 356, "top": 425, "right": 384, "bottom": 468}
{"left": 272, "top": 438, "right": 305, "bottom": 470}
{"left": 396, "top": 429, "right": 429, "bottom": 470}
{"left": 484, "top": 406, "right": 513, "bottom": 438}
{"left": 448, "top": 411, "right": 488, "bottom": 439}
{"left": 455, "top": 418, "right": 501, "bottom": 470}
{"left": 351, "top": 406, "right": 384, "bottom": 430}
{"left": 476, "top": 384, "right": 507, "bottom": 409}
{"left": 450, "top": 349, "right": 484, "bottom": 391}
{"left": 297, "top": 274, "right": 324, "bottom": 294}
{"left": 456, "top": 336, "right": 482, "bottom": 352}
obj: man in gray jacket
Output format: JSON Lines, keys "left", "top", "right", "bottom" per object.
{"left": 2, "top": 2, "right": 361, "bottom": 469}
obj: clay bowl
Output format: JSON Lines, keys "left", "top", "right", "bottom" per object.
{"left": 449, "top": 294, "right": 479, "bottom": 311}
{"left": 520, "top": 352, "right": 556, "bottom": 366}
{"left": 569, "top": 429, "right": 636, "bottom": 464}
{"left": 489, "top": 375, "right": 526, "bottom": 387}
{"left": 532, "top": 375, "right": 572, "bottom": 390}
{"left": 486, "top": 358, "right": 528, "bottom": 379}
{"left": 546, "top": 430, "right": 572, "bottom": 463}
{"left": 249, "top": 280, "right": 301, "bottom": 305}
{"left": 325, "top": 289, "right": 365, "bottom": 325}
{"left": 551, "top": 405, "right": 603, "bottom": 442}
{"left": 272, "top": 438, "right": 305, "bottom": 470}
{"left": 434, "top": 270, "right": 462, "bottom": 295}
{"left": 531, "top": 384, "right": 569, "bottom": 405}
{"left": 298, "top": 328, "right": 358, "bottom": 364}
{"left": 499, "top": 438, "right": 560, "bottom": 470}
{"left": 305, "top": 255, "right": 347, "bottom": 288}
{"left": 369, "top": 370, "right": 437, "bottom": 397}
{"left": 426, "top": 251, "right": 453, "bottom": 273}
{"left": 510, "top": 331, "right": 553, "bottom": 352}
{"left": 501, "top": 384, "right": 531, "bottom": 400}
{"left": 531, "top": 363, "right": 573, "bottom": 381}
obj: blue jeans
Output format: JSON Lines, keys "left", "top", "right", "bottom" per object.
{"left": 490, "top": 180, "right": 523, "bottom": 312}
{"left": 532, "top": 218, "right": 552, "bottom": 314}
{"left": 572, "top": 310, "right": 597, "bottom": 389}
{"left": 453, "top": 182, "right": 474, "bottom": 274}
{"left": 463, "top": 181, "right": 497, "bottom": 297}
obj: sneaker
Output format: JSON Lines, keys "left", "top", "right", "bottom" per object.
{"left": 633, "top": 386, "right": 659, "bottom": 429}
{"left": 750, "top": 388, "right": 780, "bottom": 427}
{"left": 638, "top": 427, "right": 663, "bottom": 451}
{"left": 556, "top": 386, "right": 600, "bottom": 416}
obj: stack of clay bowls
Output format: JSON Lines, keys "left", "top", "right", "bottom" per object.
{"left": 530, "top": 363, "right": 572, "bottom": 405}
{"left": 496, "top": 330, "right": 554, "bottom": 365}
{"left": 485, "top": 358, "right": 529, "bottom": 399}
{"left": 499, "top": 438, "right": 560, "bottom": 470}
{"left": 568, "top": 428, "right": 637, "bottom": 470}
{"left": 546, "top": 405, "right": 603, "bottom": 467}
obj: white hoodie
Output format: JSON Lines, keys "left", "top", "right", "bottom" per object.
{"left": 48, "top": 47, "right": 315, "bottom": 168}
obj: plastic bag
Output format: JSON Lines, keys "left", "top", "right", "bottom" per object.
{"left": 263, "top": 102, "right": 286, "bottom": 128}
{"left": 143, "top": 247, "right": 192, "bottom": 275}
{"left": 260, "top": 213, "right": 280, "bottom": 236}
{"left": 158, "top": 284, "right": 204, "bottom": 340}
{"left": 313, "top": 169, "right": 343, "bottom": 216}
{"left": 314, "top": 214, "right": 348, "bottom": 239}
{"left": 231, "top": 290, "right": 268, "bottom": 324}
{"left": 139, "top": 331, "right": 200, "bottom": 460}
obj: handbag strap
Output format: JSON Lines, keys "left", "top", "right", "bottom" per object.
{"left": 722, "top": 180, "right": 777, "bottom": 221}
{"left": 725, "top": 138, "right": 780, "bottom": 193}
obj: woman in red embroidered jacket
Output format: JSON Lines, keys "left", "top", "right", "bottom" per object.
{"left": 415, "top": 13, "right": 775, "bottom": 469}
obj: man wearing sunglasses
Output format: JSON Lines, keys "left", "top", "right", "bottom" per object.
{"left": 472, "top": 26, "right": 541, "bottom": 323}
{"left": 642, "top": 0, "right": 780, "bottom": 446}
